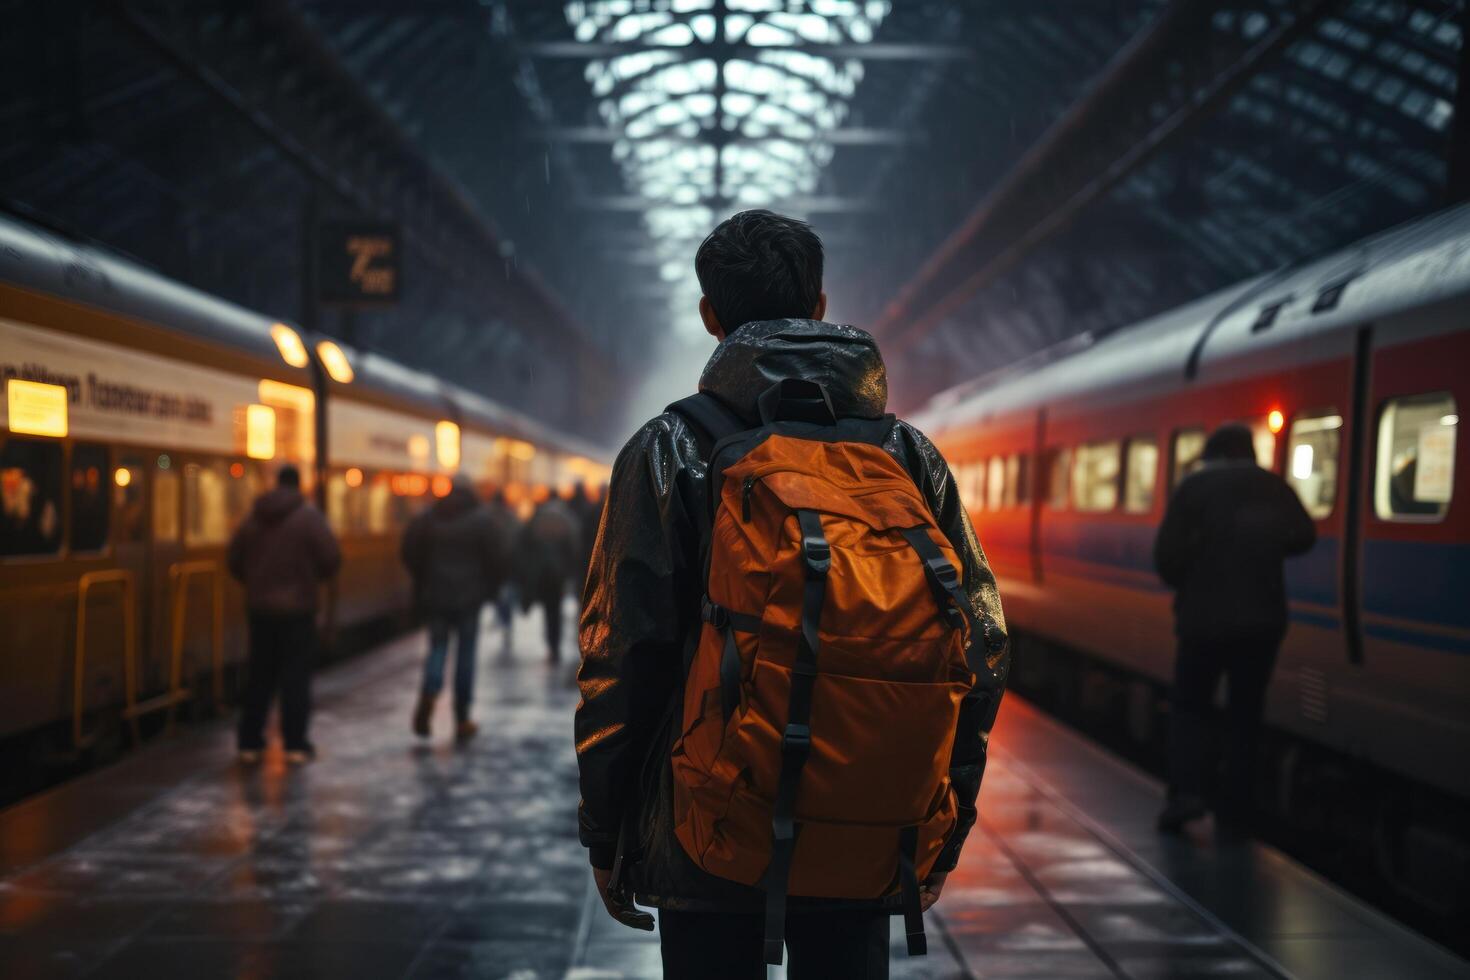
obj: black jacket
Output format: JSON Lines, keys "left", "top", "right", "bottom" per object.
{"left": 400, "top": 487, "right": 510, "bottom": 615}
{"left": 1153, "top": 428, "right": 1316, "bottom": 641}
{"left": 515, "top": 499, "right": 583, "bottom": 600}
{"left": 574, "top": 318, "right": 1009, "bottom": 909}
{"left": 227, "top": 488, "right": 340, "bottom": 614}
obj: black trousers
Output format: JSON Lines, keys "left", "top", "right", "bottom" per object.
{"left": 237, "top": 611, "right": 316, "bottom": 752}
{"left": 1167, "top": 631, "right": 1280, "bottom": 821}
{"left": 532, "top": 587, "right": 564, "bottom": 658}
{"left": 659, "top": 908, "right": 889, "bottom": 980}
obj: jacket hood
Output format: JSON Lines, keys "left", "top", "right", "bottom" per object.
{"left": 697, "top": 319, "right": 888, "bottom": 422}
{"left": 253, "top": 486, "right": 305, "bottom": 524}
{"left": 1203, "top": 423, "right": 1256, "bottom": 462}
{"left": 432, "top": 485, "right": 479, "bottom": 521}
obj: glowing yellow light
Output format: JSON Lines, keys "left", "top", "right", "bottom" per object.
{"left": 6, "top": 379, "right": 68, "bottom": 437}
{"left": 435, "top": 420, "right": 461, "bottom": 469}
{"left": 246, "top": 404, "right": 277, "bottom": 460}
{"left": 1267, "top": 409, "right": 1285, "bottom": 434}
{"left": 432, "top": 474, "right": 452, "bottom": 498}
{"left": 344, "top": 467, "right": 363, "bottom": 488}
{"left": 507, "top": 439, "right": 536, "bottom": 461}
{"left": 258, "top": 378, "right": 315, "bottom": 413}
{"left": 408, "top": 434, "right": 431, "bottom": 461}
{"left": 114, "top": 467, "right": 132, "bottom": 488}
{"left": 316, "top": 340, "right": 355, "bottom": 384}
{"left": 270, "top": 323, "right": 310, "bottom": 369}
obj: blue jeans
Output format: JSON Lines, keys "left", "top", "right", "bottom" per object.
{"left": 422, "top": 607, "right": 482, "bottom": 719}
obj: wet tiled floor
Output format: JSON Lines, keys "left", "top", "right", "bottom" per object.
{"left": 0, "top": 605, "right": 1464, "bottom": 979}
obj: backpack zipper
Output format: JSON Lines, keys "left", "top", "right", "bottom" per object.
{"left": 741, "top": 476, "right": 756, "bottom": 521}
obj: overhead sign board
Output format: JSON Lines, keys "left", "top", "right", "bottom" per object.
{"left": 319, "top": 222, "right": 400, "bottom": 305}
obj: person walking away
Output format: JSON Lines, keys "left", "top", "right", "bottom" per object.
{"left": 401, "top": 474, "right": 510, "bottom": 741}
{"left": 227, "top": 464, "right": 340, "bottom": 765}
{"left": 1153, "top": 422, "right": 1316, "bottom": 834}
{"left": 490, "top": 489, "right": 520, "bottom": 651}
{"left": 575, "top": 209, "right": 1010, "bottom": 979}
{"left": 516, "top": 497, "right": 581, "bottom": 663}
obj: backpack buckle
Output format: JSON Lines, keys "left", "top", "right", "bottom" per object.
{"left": 701, "top": 596, "right": 729, "bottom": 630}
{"left": 802, "top": 536, "right": 830, "bottom": 577}
{"left": 781, "top": 723, "right": 811, "bottom": 757}
{"left": 924, "top": 557, "right": 958, "bottom": 590}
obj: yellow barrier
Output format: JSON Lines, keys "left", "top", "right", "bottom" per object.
{"left": 121, "top": 560, "right": 224, "bottom": 735}
{"left": 73, "top": 569, "right": 136, "bottom": 750}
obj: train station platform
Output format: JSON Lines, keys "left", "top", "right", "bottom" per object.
{"left": 0, "top": 610, "right": 1463, "bottom": 980}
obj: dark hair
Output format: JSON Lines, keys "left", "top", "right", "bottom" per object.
{"left": 277, "top": 464, "right": 301, "bottom": 489}
{"left": 695, "top": 209, "right": 823, "bottom": 334}
{"left": 1203, "top": 423, "right": 1256, "bottom": 462}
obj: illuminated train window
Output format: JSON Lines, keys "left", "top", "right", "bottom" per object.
{"left": 986, "top": 456, "right": 1005, "bottom": 511}
{"left": 1170, "top": 428, "right": 1206, "bottom": 487}
{"left": 1047, "top": 448, "right": 1072, "bottom": 510}
{"left": 0, "top": 437, "right": 64, "bottom": 557}
{"left": 1003, "top": 455, "right": 1019, "bottom": 508}
{"left": 1072, "top": 441, "right": 1121, "bottom": 512}
{"left": 1123, "top": 436, "right": 1159, "bottom": 514}
{"left": 184, "top": 459, "right": 233, "bottom": 546}
{"left": 1286, "top": 411, "right": 1342, "bottom": 519}
{"left": 958, "top": 461, "right": 985, "bottom": 513}
{"left": 1375, "top": 392, "right": 1457, "bottom": 522}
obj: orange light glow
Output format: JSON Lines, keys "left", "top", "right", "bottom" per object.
{"left": 229, "top": 462, "right": 245, "bottom": 479}
{"left": 344, "top": 467, "right": 363, "bottom": 488}
{"left": 245, "top": 404, "right": 277, "bottom": 460}
{"left": 435, "top": 421, "right": 461, "bottom": 469}
{"left": 391, "top": 473, "right": 430, "bottom": 496}
{"left": 1267, "top": 409, "right": 1285, "bottom": 434}
{"left": 431, "top": 474, "right": 452, "bottom": 498}
{"left": 316, "top": 340, "right": 355, "bottom": 383}
{"left": 114, "top": 467, "right": 132, "bottom": 488}
{"left": 269, "top": 323, "right": 310, "bottom": 369}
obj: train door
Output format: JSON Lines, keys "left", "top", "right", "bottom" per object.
{"left": 1349, "top": 322, "right": 1469, "bottom": 796}
{"left": 143, "top": 451, "right": 185, "bottom": 696}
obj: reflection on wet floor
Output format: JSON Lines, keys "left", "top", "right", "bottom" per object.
{"left": 0, "top": 605, "right": 1464, "bottom": 979}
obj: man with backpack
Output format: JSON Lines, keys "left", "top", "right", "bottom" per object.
{"left": 575, "top": 210, "right": 1010, "bottom": 978}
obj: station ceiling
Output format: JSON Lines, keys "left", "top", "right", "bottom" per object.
{"left": 3, "top": 0, "right": 1464, "bottom": 438}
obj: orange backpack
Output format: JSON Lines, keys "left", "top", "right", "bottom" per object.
{"left": 667, "top": 380, "right": 1002, "bottom": 965}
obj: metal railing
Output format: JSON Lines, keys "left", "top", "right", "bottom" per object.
{"left": 73, "top": 569, "right": 137, "bottom": 750}
{"left": 121, "top": 560, "right": 224, "bottom": 736}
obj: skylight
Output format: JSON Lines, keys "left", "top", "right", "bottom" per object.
{"left": 566, "top": 1, "right": 890, "bottom": 329}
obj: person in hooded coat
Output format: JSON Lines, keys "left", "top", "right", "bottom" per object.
{"left": 401, "top": 474, "right": 510, "bottom": 740}
{"left": 1153, "top": 423, "right": 1316, "bottom": 833}
{"left": 227, "top": 464, "right": 340, "bottom": 764}
{"left": 574, "top": 210, "right": 1009, "bottom": 979}
{"left": 515, "top": 496, "right": 582, "bottom": 663}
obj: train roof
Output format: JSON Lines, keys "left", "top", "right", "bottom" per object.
{"left": 0, "top": 211, "right": 298, "bottom": 369}
{"left": 914, "top": 203, "right": 1470, "bottom": 435}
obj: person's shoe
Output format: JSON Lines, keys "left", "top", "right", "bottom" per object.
{"left": 284, "top": 747, "right": 315, "bottom": 766}
{"left": 455, "top": 719, "right": 479, "bottom": 742}
{"left": 413, "top": 694, "right": 435, "bottom": 738}
{"left": 237, "top": 749, "right": 262, "bottom": 766}
{"left": 1157, "top": 795, "right": 1207, "bottom": 834}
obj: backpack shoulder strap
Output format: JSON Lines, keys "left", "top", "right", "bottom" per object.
{"left": 665, "top": 391, "right": 746, "bottom": 461}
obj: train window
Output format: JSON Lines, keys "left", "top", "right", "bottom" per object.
{"left": 1002, "top": 455, "right": 1020, "bottom": 508}
{"left": 955, "top": 462, "right": 984, "bottom": 513}
{"left": 114, "top": 456, "right": 147, "bottom": 544}
{"left": 70, "top": 443, "right": 110, "bottom": 552}
{"left": 1047, "top": 448, "right": 1072, "bottom": 509}
{"left": 1072, "top": 440, "right": 1121, "bottom": 512}
{"left": 0, "top": 437, "right": 64, "bottom": 557}
{"left": 986, "top": 456, "right": 1005, "bottom": 511}
{"left": 1170, "top": 428, "right": 1206, "bottom": 487}
{"left": 1286, "top": 411, "right": 1342, "bottom": 519}
{"left": 184, "top": 459, "right": 232, "bottom": 546}
{"left": 1123, "top": 436, "right": 1159, "bottom": 514}
{"left": 366, "top": 474, "right": 394, "bottom": 534}
{"left": 1375, "top": 393, "right": 1457, "bottom": 522}
{"left": 153, "top": 458, "right": 180, "bottom": 543}
{"left": 1014, "top": 454, "right": 1032, "bottom": 504}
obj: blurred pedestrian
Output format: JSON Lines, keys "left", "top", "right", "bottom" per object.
{"left": 1153, "top": 422, "right": 1316, "bottom": 834}
{"left": 489, "top": 489, "right": 520, "bottom": 650}
{"left": 516, "top": 496, "right": 581, "bottom": 663}
{"left": 401, "top": 474, "right": 510, "bottom": 741}
{"left": 227, "top": 464, "right": 340, "bottom": 766}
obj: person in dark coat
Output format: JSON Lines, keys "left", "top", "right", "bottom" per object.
{"left": 1153, "top": 422, "right": 1316, "bottom": 833}
{"left": 516, "top": 497, "right": 582, "bottom": 663}
{"left": 401, "top": 474, "right": 510, "bottom": 741}
{"left": 227, "top": 464, "right": 340, "bottom": 765}
{"left": 575, "top": 210, "right": 1009, "bottom": 978}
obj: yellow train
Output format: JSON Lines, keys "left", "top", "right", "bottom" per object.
{"left": 0, "top": 213, "right": 607, "bottom": 781}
